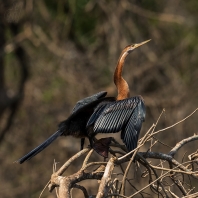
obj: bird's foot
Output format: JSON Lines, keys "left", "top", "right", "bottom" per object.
{"left": 92, "top": 137, "right": 112, "bottom": 158}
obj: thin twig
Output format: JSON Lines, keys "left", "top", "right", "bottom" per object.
{"left": 118, "top": 124, "right": 155, "bottom": 161}
{"left": 72, "top": 184, "right": 89, "bottom": 198}
{"left": 120, "top": 114, "right": 164, "bottom": 195}
{"left": 55, "top": 148, "right": 90, "bottom": 176}
{"left": 129, "top": 160, "right": 194, "bottom": 198}
{"left": 169, "top": 134, "right": 198, "bottom": 157}
{"left": 82, "top": 149, "right": 94, "bottom": 168}
{"left": 152, "top": 108, "right": 198, "bottom": 137}
{"left": 81, "top": 162, "right": 108, "bottom": 171}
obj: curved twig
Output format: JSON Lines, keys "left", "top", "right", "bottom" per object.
{"left": 81, "top": 162, "right": 107, "bottom": 171}
{"left": 82, "top": 149, "right": 94, "bottom": 168}
{"left": 169, "top": 134, "right": 198, "bottom": 157}
{"left": 72, "top": 184, "right": 89, "bottom": 198}
{"left": 129, "top": 160, "right": 196, "bottom": 198}
{"left": 152, "top": 108, "right": 198, "bottom": 137}
{"left": 49, "top": 148, "right": 90, "bottom": 192}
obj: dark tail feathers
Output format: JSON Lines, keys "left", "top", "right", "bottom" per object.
{"left": 16, "top": 130, "right": 62, "bottom": 164}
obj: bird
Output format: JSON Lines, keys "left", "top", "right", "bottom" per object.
{"left": 16, "top": 39, "right": 150, "bottom": 163}
{"left": 86, "top": 40, "right": 150, "bottom": 154}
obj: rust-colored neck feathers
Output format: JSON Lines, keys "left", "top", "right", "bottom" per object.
{"left": 114, "top": 50, "right": 130, "bottom": 101}
{"left": 114, "top": 40, "right": 151, "bottom": 101}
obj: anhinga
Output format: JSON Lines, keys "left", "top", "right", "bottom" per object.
{"left": 16, "top": 39, "right": 150, "bottom": 164}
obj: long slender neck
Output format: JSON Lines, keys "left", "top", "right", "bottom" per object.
{"left": 114, "top": 50, "right": 130, "bottom": 101}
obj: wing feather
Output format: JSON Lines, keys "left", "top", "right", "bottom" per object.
{"left": 121, "top": 98, "right": 146, "bottom": 151}
{"left": 72, "top": 91, "right": 107, "bottom": 113}
{"left": 87, "top": 96, "right": 146, "bottom": 152}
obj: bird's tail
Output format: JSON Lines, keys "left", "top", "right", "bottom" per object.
{"left": 16, "top": 130, "right": 62, "bottom": 164}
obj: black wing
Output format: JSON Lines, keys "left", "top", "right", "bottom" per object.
{"left": 87, "top": 96, "right": 146, "bottom": 152}
{"left": 121, "top": 98, "right": 145, "bottom": 151}
{"left": 72, "top": 91, "right": 107, "bottom": 113}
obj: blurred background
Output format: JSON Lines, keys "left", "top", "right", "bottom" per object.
{"left": 0, "top": 0, "right": 198, "bottom": 197}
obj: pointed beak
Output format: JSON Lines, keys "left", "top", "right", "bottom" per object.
{"left": 135, "top": 39, "right": 151, "bottom": 48}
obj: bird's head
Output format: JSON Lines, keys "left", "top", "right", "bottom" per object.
{"left": 125, "top": 39, "right": 151, "bottom": 53}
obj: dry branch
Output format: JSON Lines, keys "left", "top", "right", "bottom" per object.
{"left": 169, "top": 135, "right": 198, "bottom": 157}
{"left": 96, "top": 157, "right": 116, "bottom": 198}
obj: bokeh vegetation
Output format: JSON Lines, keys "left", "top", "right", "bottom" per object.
{"left": 0, "top": 0, "right": 198, "bottom": 197}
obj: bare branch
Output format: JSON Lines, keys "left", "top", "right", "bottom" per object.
{"left": 72, "top": 184, "right": 89, "bottom": 198}
{"left": 152, "top": 108, "right": 198, "bottom": 137}
{"left": 82, "top": 149, "right": 94, "bottom": 168}
{"left": 55, "top": 148, "right": 90, "bottom": 176}
{"left": 138, "top": 152, "right": 198, "bottom": 178}
{"left": 49, "top": 148, "right": 90, "bottom": 192}
{"left": 183, "top": 192, "right": 198, "bottom": 198}
{"left": 96, "top": 157, "right": 116, "bottom": 198}
{"left": 169, "top": 134, "right": 198, "bottom": 157}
